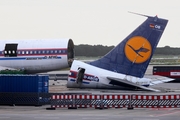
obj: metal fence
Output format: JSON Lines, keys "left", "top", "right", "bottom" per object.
{"left": 50, "top": 94, "right": 180, "bottom": 109}
{"left": 1, "top": 92, "right": 180, "bottom": 110}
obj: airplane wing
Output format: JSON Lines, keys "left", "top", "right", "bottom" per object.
{"left": 107, "top": 77, "right": 161, "bottom": 92}
{"left": 144, "top": 75, "right": 174, "bottom": 85}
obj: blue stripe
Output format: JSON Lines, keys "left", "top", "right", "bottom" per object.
{"left": 70, "top": 79, "right": 90, "bottom": 84}
{"left": 0, "top": 58, "right": 25, "bottom": 60}
{"left": 70, "top": 79, "right": 75, "bottom": 82}
{"left": 82, "top": 81, "right": 90, "bottom": 84}
{"left": 0, "top": 56, "right": 61, "bottom": 60}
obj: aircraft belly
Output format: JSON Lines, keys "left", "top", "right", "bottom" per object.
{"left": 0, "top": 58, "right": 68, "bottom": 72}
{"left": 67, "top": 78, "right": 99, "bottom": 88}
{"left": 67, "top": 79, "right": 128, "bottom": 89}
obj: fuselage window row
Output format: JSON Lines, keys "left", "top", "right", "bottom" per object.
{"left": 2, "top": 50, "right": 66, "bottom": 55}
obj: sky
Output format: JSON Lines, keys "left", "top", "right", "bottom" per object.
{"left": 0, "top": 0, "right": 179, "bottom": 47}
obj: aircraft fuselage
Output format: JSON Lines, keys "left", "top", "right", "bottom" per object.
{"left": 0, "top": 39, "right": 74, "bottom": 73}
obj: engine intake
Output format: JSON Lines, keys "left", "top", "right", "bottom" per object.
{"left": 67, "top": 39, "right": 74, "bottom": 67}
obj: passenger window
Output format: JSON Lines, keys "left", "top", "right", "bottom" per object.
{"left": 26, "top": 51, "right": 29, "bottom": 54}
{"left": 22, "top": 51, "right": 24, "bottom": 54}
{"left": 8, "top": 51, "right": 11, "bottom": 54}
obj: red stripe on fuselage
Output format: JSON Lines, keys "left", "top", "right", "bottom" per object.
{"left": 16, "top": 54, "right": 67, "bottom": 56}
{"left": 69, "top": 70, "right": 95, "bottom": 81}
{"left": 0, "top": 48, "right": 67, "bottom": 56}
{"left": 17, "top": 48, "right": 67, "bottom": 50}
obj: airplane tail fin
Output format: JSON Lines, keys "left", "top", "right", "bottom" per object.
{"left": 89, "top": 14, "right": 168, "bottom": 78}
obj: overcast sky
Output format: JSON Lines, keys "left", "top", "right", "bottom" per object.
{"left": 0, "top": 0, "right": 179, "bottom": 47}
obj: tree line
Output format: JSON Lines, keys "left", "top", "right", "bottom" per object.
{"left": 74, "top": 45, "right": 180, "bottom": 56}
{"left": 74, "top": 44, "right": 114, "bottom": 56}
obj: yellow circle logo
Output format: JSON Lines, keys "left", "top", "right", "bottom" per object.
{"left": 124, "top": 36, "right": 152, "bottom": 63}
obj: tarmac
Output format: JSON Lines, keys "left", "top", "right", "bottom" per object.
{"left": 0, "top": 105, "right": 180, "bottom": 120}
{"left": 1, "top": 65, "right": 180, "bottom": 120}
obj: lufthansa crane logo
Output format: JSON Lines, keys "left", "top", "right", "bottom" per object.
{"left": 124, "top": 36, "right": 152, "bottom": 63}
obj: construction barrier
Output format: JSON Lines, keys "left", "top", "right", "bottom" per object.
{"left": 75, "top": 94, "right": 101, "bottom": 108}
{"left": 1, "top": 92, "right": 180, "bottom": 109}
{"left": 158, "top": 95, "right": 180, "bottom": 108}
{"left": 51, "top": 94, "right": 131, "bottom": 109}
{"left": 131, "top": 95, "right": 159, "bottom": 108}
{"left": 130, "top": 94, "right": 180, "bottom": 108}
{"left": 51, "top": 94, "right": 73, "bottom": 108}
{"left": 51, "top": 94, "right": 102, "bottom": 109}
{"left": 50, "top": 94, "right": 180, "bottom": 109}
{"left": 102, "top": 94, "right": 130, "bottom": 108}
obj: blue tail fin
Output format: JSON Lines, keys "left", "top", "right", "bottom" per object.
{"left": 89, "top": 14, "right": 168, "bottom": 78}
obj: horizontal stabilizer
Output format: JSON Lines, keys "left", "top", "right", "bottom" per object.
{"left": 107, "top": 77, "right": 160, "bottom": 92}
{"left": 144, "top": 75, "right": 174, "bottom": 85}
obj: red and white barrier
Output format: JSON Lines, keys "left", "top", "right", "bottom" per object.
{"left": 51, "top": 94, "right": 73, "bottom": 108}
{"left": 158, "top": 95, "right": 180, "bottom": 108}
{"left": 75, "top": 94, "right": 101, "bottom": 108}
{"left": 131, "top": 95, "right": 159, "bottom": 108}
{"left": 102, "top": 95, "right": 130, "bottom": 108}
{"left": 75, "top": 94, "right": 100, "bottom": 100}
{"left": 50, "top": 94, "right": 180, "bottom": 109}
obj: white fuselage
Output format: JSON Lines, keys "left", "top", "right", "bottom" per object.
{"left": 0, "top": 56, "right": 68, "bottom": 73}
{"left": 0, "top": 39, "right": 74, "bottom": 73}
{"left": 67, "top": 60, "right": 151, "bottom": 89}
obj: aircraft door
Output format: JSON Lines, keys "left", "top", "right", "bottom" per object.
{"left": 4, "top": 44, "right": 18, "bottom": 57}
{"left": 76, "top": 67, "right": 85, "bottom": 84}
